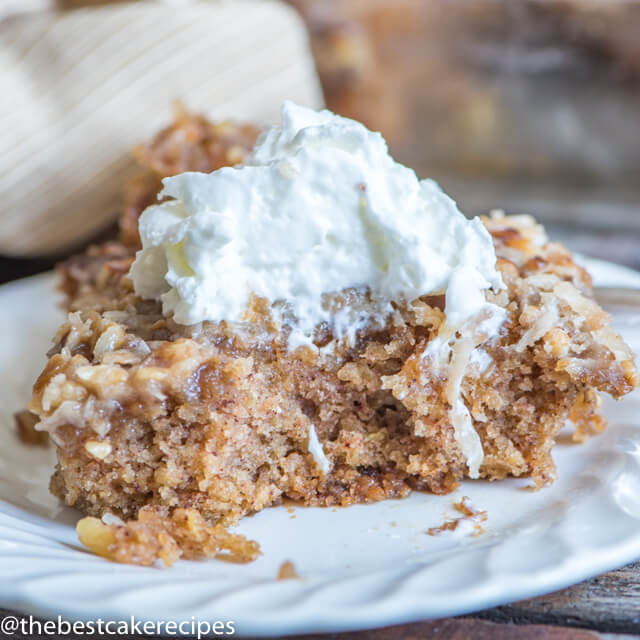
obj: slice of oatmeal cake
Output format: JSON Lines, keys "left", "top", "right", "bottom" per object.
{"left": 29, "top": 105, "right": 637, "bottom": 567}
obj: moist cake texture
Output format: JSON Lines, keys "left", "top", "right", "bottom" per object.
{"left": 31, "top": 108, "right": 638, "bottom": 567}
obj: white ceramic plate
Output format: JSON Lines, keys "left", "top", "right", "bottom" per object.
{"left": 1, "top": 262, "right": 640, "bottom": 637}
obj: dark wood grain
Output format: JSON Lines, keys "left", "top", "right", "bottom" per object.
{"left": 476, "top": 562, "right": 640, "bottom": 635}
{"left": 294, "top": 618, "right": 603, "bottom": 640}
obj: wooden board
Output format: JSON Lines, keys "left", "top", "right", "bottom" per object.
{"left": 0, "top": 1, "right": 322, "bottom": 256}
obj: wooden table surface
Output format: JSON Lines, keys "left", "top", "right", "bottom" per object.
{"left": 1, "top": 227, "right": 640, "bottom": 639}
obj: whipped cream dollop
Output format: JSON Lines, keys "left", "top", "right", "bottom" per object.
{"left": 130, "top": 102, "right": 503, "bottom": 345}
{"left": 130, "top": 101, "right": 507, "bottom": 477}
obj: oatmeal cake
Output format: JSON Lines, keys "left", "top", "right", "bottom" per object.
{"left": 30, "top": 103, "right": 638, "bottom": 567}
{"left": 59, "top": 106, "right": 260, "bottom": 315}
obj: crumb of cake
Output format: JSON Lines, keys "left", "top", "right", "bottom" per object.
{"left": 427, "top": 496, "right": 487, "bottom": 537}
{"left": 14, "top": 409, "right": 48, "bottom": 446}
{"left": 277, "top": 560, "right": 299, "bottom": 580}
{"left": 426, "top": 519, "right": 461, "bottom": 536}
{"left": 453, "top": 496, "right": 486, "bottom": 520}
{"left": 76, "top": 507, "right": 260, "bottom": 567}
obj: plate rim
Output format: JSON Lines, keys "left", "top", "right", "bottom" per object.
{"left": 1, "top": 259, "right": 640, "bottom": 636}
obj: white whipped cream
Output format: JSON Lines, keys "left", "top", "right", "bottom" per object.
{"left": 130, "top": 101, "right": 504, "bottom": 348}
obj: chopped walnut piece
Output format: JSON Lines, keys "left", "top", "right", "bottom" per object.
{"left": 76, "top": 517, "right": 116, "bottom": 559}
{"left": 543, "top": 327, "right": 571, "bottom": 358}
{"left": 85, "top": 440, "right": 112, "bottom": 460}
